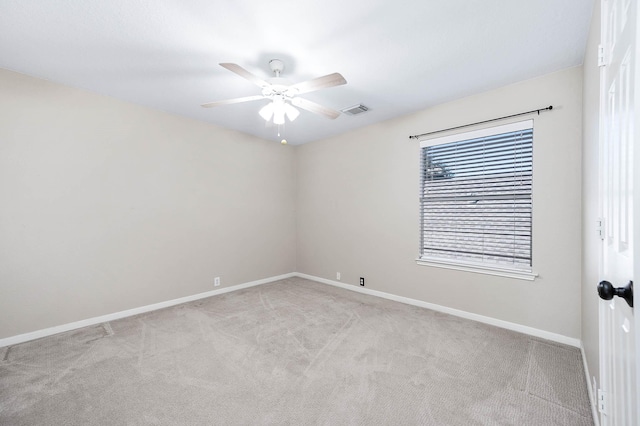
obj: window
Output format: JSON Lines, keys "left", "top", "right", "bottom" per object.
{"left": 417, "top": 120, "right": 535, "bottom": 280}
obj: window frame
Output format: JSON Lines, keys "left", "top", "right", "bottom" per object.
{"left": 416, "top": 120, "right": 538, "bottom": 281}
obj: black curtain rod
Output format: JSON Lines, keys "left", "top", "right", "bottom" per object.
{"left": 408, "top": 105, "right": 553, "bottom": 140}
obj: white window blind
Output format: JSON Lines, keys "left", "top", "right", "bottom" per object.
{"left": 419, "top": 120, "right": 533, "bottom": 272}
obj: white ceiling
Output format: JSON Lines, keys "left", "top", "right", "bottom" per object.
{"left": 0, "top": 0, "right": 594, "bottom": 145}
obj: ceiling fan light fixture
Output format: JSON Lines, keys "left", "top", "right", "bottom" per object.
{"left": 273, "top": 112, "right": 285, "bottom": 125}
{"left": 259, "top": 102, "right": 274, "bottom": 121}
{"left": 264, "top": 96, "right": 298, "bottom": 124}
{"left": 284, "top": 103, "right": 300, "bottom": 121}
{"left": 273, "top": 105, "right": 286, "bottom": 125}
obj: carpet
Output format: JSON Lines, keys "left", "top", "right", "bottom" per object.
{"left": 0, "top": 277, "right": 593, "bottom": 425}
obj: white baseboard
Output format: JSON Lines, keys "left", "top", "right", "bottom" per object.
{"left": 295, "top": 272, "right": 582, "bottom": 348}
{"left": 2, "top": 271, "right": 582, "bottom": 350}
{"left": 0, "top": 273, "right": 295, "bottom": 348}
{"left": 581, "top": 343, "right": 601, "bottom": 426}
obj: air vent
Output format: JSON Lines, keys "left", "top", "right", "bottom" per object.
{"left": 341, "top": 104, "right": 369, "bottom": 115}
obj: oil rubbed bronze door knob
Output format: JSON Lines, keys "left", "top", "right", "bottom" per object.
{"left": 598, "top": 280, "right": 634, "bottom": 308}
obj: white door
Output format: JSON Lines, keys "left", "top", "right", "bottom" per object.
{"left": 598, "top": 0, "right": 638, "bottom": 425}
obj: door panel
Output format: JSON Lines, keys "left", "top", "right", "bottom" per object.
{"left": 598, "top": 0, "right": 637, "bottom": 425}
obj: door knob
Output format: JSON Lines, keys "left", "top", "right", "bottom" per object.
{"left": 598, "top": 280, "right": 634, "bottom": 308}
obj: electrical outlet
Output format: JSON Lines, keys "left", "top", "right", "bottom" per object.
{"left": 214, "top": 277, "right": 220, "bottom": 287}
{"left": 337, "top": 272, "right": 341, "bottom": 280}
{"left": 598, "top": 389, "right": 608, "bottom": 415}
{"left": 360, "top": 277, "right": 365, "bottom": 286}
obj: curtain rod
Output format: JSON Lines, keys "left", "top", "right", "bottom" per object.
{"left": 408, "top": 105, "right": 553, "bottom": 140}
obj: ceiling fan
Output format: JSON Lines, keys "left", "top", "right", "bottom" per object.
{"left": 201, "top": 59, "right": 347, "bottom": 125}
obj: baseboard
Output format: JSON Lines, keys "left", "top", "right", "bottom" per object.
{"left": 2, "top": 271, "right": 582, "bottom": 350}
{"left": 0, "top": 272, "right": 295, "bottom": 348}
{"left": 295, "top": 272, "right": 582, "bottom": 348}
{"left": 581, "top": 343, "right": 601, "bottom": 426}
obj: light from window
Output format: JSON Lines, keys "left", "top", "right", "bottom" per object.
{"left": 419, "top": 120, "right": 533, "bottom": 273}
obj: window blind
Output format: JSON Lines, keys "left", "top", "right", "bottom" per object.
{"left": 419, "top": 122, "right": 533, "bottom": 271}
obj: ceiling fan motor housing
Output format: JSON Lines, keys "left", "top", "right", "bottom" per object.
{"left": 269, "top": 59, "right": 285, "bottom": 76}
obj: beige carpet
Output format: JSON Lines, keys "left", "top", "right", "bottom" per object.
{"left": 0, "top": 277, "right": 593, "bottom": 425}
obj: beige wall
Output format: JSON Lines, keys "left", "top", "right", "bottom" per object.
{"left": 1, "top": 63, "right": 588, "bottom": 343}
{"left": 581, "top": 0, "right": 601, "bottom": 398}
{"left": 296, "top": 67, "right": 583, "bottom": 338}
{"left": 0, "top": 69, "right": 296, "bottom": 339}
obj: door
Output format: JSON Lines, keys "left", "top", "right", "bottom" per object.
{"left": 598, "top": 0, "right": 638, "bottom": 425}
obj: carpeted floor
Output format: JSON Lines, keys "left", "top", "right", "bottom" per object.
{"left": 0, "top": 277, "right": 593, "bottom": 425}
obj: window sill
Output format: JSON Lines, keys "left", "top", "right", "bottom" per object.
{"left": 416, "top": 258, "right": 538, "bottom": 281}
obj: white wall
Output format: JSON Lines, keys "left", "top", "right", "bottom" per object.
{"left": 296, "top": 67, "right": 583, "bottom": 339}
{"left": 581, "top": 0, "right": 601, "bottom": 396}
{"left": 0, "top": 68, "right": 296, "bottom": 339}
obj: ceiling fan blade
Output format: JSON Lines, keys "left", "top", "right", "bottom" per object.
{"left": 288, "top": 73, "right": 346, "bottom": 95}
{"left": 220, "top": 63, "right": 270, "bottom": 89}
{"left": 201, "top": 95, "right": 265, "bottom": 108}
{"left": 291, "top": 97, "right": 341, "bottom": 119}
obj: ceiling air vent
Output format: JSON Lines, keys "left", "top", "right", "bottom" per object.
{"left": 341, "top": 104, "right": 369, "bottom": 115}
